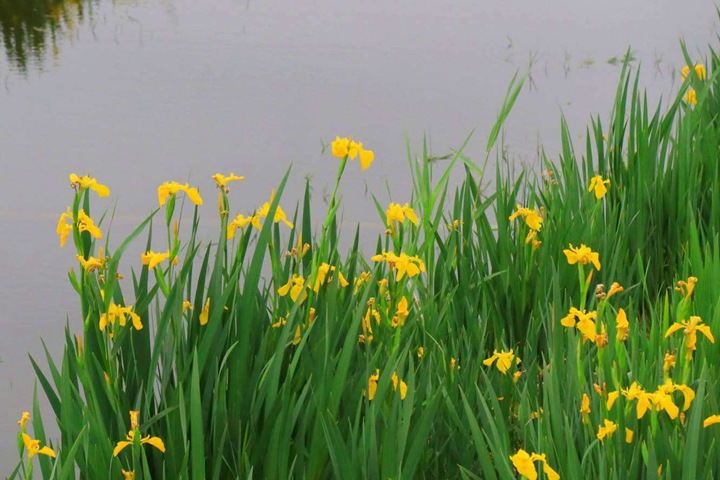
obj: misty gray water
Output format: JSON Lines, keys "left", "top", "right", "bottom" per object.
{"left": 0, "top": 0, "right": 716, "bottom": 470}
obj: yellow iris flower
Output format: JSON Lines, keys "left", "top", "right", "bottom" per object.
{"left": 313, "top": 263, "right": 349, "bottom": 292}
{"left": 142, "top": 250, "right": 172, "bottom": 270}
{"left": 76, "top": 209, "right": 102, "bottom": 240}
{"left": 509, "top": 449, "right": 560, "bottom": 480}
{"left": 386, "top": 202, "right": 419, "bottom": 227}
{"left": 665, "top": 315, "right": 714, "bottom": 361}
{"left": 114, "top": 411, "right": 166, "bottom": 457}
{"left": 616, "top": 308, "right": 629, "bottom": 341}
{"left": 18, "top": 411, "right": 31, "bottom": 431}
{"left": 508, "top": 205, "right": 543, "bottom": 231}
{"left": 682, "top": 63, "right": 706, "bottom": 81}
{"left": 22, "top": 433, "right": 56, "bottom": 460}
{"left": 663, "top": 353, "right": 676, "bottom": 375}
{"left": 675, "top": 276, "right": 698, "bottom": 299}
{"left": 69, "top": 173, "right": 110, "bottom": 197}
{"left": 331, "top": 136, "right": 375, "bottom": 170}
{"left": 212, "top": 172, "right": 245, "bottom": 188}
{"left": 391, "top": 296, "right": 409, "bottom": 327}
{"left": 157, "top": 181, "right": 203, "bottom": 207}
{"left": 199, "top": 298, "right": 210, "bottom": 326}
{"left": 704, "top": 415, "right": 720, "bottom": 428}
{"left": 76, "top": 247, "right": 106, "bottom": 273}
{"left": 56, "top": 207, "right": 74, "bottom": 247}
{"left": 371, "top": 251, "right": 426, "bottom": 281}
{"left": 563, "top": 244, "right": 601, "bottom": 270}
{"left": 588, "top": 175, "right": 610, "bottom": 199}
{"left": 483, "top": 349, "right": 519, "bottom": 374}
{"left": 113, "top": 430, "right": 166, "bottom": 457}
{"left": 367, "top": 369, "right": 380, "bottom": 400}
{"left": 278, "top": 274, "right": 308, "bottom": 303}
{"left": 255, "top": 190, "right": 294, "bottom": 229}
{"left": 580, "top": 393, "right": 591, "bottom": 423}
{"left": 99, "top": 303, "right": 143, "bottom": 331}
{"left": 391, "top": 372, "right": 408, "bottom": 400}
{"left": 596, "top": 419, "right": 617, "bottom": 442}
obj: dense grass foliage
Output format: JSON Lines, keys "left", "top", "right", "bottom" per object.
{"left": 9, "top": 42, "right": 720, "bottom": 479}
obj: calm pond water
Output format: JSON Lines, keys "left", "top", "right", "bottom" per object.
{"left": 0, "top": 0, "right": 716, "bottom": 469}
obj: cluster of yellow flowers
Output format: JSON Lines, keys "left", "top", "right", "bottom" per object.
{"left": 508, "top": 204, "right": 543, "bottom": 249}
{"left": 682, "top": 63, "right": 707, "bottom": 105}
{"left": 366, "top": 369, "right": 408, "bottom": 401}
{"left": 17, "top": 411, "right": 56, "bottom": 465}
{"left": 227, "top": 190, "right": 294, "bottom": 238}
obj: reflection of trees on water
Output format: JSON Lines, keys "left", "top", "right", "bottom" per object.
{"left": 0, "top": 0, "right": 96, "bottom": 73}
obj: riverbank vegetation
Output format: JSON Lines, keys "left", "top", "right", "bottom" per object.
{"left": 8, "top": 41, "right": 720, "bottom": 479}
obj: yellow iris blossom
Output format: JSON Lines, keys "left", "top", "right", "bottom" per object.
{"left": 625, "top": 428, "right": 634, "bottom": 443}
{"left": 212, "top": 172, "right": 245, "bottom": 188}
{"left": 704, "top": 415, "right": 720, "bottom": 428}
{"left": 563, "top": 244, "right": 601, "bottom": 270}
{"left": 392, "top": 296, "right": 409, "bottom": 327}
{"left": 113, "top": 429, "right": 166, "bottom": 457}
{"left": 69, "top": 173, "right": 110, "bottom": 197}
{"left": 391, "top": 372, "right": 408, "bottom": 400}
{"left": 331, "top": 136, "right": 375, "bottom": 170}
{"left": 99, "top": 303, "right": 143, "bottom": 331}
{"left": 227, "top": 214, "right": 254, "bottom": 238}
{"left": 675, "top": 276, "right": 698, "bottom": 299}
{"left": 685, "top": 88, "right": 697, "bottom": 105}
{"left": 56, "top": 207, "right": 73, "bottom": 247}
{"left": 142, "top": 250, "right": 171, "bottom": 270}
{"left": 682, "top": 63, "right": 706, "bottom": 81}
{"left": 605, "top": 281, "right": 623, "bottom": 300}
{"left": 199, "top": 298, "right": 210, "bottom": 326}
{"left": 483, "top": 349, "right": 519, "bottom": 374}
{"left": 278, "top": 274, "right": 308, "bottom": 302}
{"left": 367, "top": 369, "right": 380, "bottom": 400}
{"left": 371, "top": 251, "right": 426, "bottom": 281}
{"left": 616, "top": 308, "right": 629, "bottom": 341}
{"left": 22, "top": 433, "right": 56, "bottom": 460}
{"left": 509, "top": 449, "right": 560, "bottom": 480}
{"left": 663, "top": 353, "right": 676, "bottom": 375}
{"left": 255, "top": 190, "right": 294, "bottom": 229}
{"left": 76, "top": 209, "right": 102, "bottom": 240}
{"left": 18, "top": 411, "right": 31, "bottom": 431}
{"left": 114, "top": 411, "right": 165, "bottom": 457}
{"left": 596, "top": 419, "right": 617, "bottom": 442}
{"left": 665, "top": 315, "right": 714, "bottom": 361}
{"left": 508, "top": 205, "right": 543, "bottom": 231}
{"left": 121, "top": 470, "right": 135, "bottom": 480}
{"left": 76, "top": 247, "right": 106, "bottom": 273}
{"left": 580, "top": 393, "right": 591, "bottom": 423}
{"left": 386, "top": 202, "right": 419, "bottom": 227}
{"left": 359, "top": 301, "right": 380, "bottom": 344}
{"left": 313, "top": 263, "right": 349, "bottom": 292}
{"left": 588, "top": 175, "right": 611, "bottom": 199}
{"left": 157, "top": 181, "right": 203, "bottom": 207}
{"left": 621, "top": 382, "right": 653, "bottom": 419}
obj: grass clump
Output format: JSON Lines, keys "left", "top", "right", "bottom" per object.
{"left": 8, "top": 42, "right": 720, "bottom": 479}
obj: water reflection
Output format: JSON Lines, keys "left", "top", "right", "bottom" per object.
{"left": 0, "top": 0, "right": 95, "bottom": 73}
